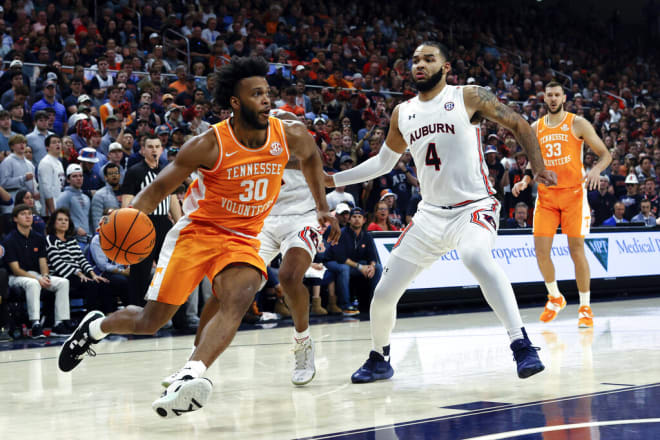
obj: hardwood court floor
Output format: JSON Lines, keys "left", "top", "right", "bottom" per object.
{"left": 1, "top": 297, "right": 660, "bottom": 439}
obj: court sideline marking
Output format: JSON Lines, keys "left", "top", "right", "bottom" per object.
{"left": 463, "top": 418, "right": 660, "bottom": 439}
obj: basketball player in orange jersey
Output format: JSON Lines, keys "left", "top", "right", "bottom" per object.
{"left": 160, "top": 110, "right": 328, "bottom": 389}
{"left": 58, "top": 57, "right": 340, "bottom": 417}
{"left": 513, "top": 81, "right": 611, "bottom": 328}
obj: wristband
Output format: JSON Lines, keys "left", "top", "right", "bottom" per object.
{"left": 524, "top": 169, "right": 533, "bottom": 177}
{"left": 356, "top": 263, "right": 361, "bottom": 270}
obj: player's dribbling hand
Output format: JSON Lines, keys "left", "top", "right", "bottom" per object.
{"left": 318, "top": 211, "right": 340, "bottom": 245}
{"left": 534, "top": 170, "right": 557, "bottom": 187}
{"left": 511, "top": 180, "right": 528, "bottom": 197}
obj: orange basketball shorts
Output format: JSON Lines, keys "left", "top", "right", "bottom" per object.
{"left": 533, "top": 185, "right": 591, "bottom": 238}
{"left": 145, "top": 218, "right": 266, "bottom": 305}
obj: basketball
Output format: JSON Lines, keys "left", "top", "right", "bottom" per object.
{"left": 99, "top": 208, "right": 156, "bottom": 266}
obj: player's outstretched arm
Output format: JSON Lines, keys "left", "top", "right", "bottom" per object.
{"left": 574, "top": 116, "right": 612, "bottom": 190}
{"left": 284, "top": 120, "right": 340, "bottom": 244}
{"left": 465, "top": 86, "right": 556, "bottom": 187}
{"left": 131, "top": 131, "right": 218, "bottom": 214}
{"left": 325, "top": 105, "right": 407, "bottom": 188}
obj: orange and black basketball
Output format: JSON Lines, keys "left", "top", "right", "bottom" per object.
{"left": 99, "top": 208, "right": 155, "bottom": 265}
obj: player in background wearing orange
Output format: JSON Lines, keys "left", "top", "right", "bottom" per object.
{"left": 58, "top": 57, "right": 339, "bottom": 417}
{"left": 513, "top": 81, "right": 611, "bottom": 328}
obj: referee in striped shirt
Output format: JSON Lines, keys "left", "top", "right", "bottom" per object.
{"left": 121, "top": 134, "right": 182, "bottom": 305}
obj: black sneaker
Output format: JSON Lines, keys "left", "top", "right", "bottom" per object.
{"left": 510, "top": 328, "right": 545, "bottom": 379}
{"left": 351, "top": 347, "right": 394, "bottom": 383}
{"left": 31, "top": 322, "right": 45, "bottom": 339}
{"left": 58, "top": 311, "right": 105, "bottom": 372}
{"left": 51, "top": 321, "right": 72, "bottom": 337}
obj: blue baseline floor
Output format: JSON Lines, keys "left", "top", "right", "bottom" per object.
{"left": 299, "top": 383, "right": 660, "bottom": 440}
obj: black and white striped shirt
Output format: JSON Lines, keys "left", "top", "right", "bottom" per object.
{"left": 46, "top": 235, "right": 94, "bottom": 278}
{"left": 121, "top": 160, "right": 170, "bottom": 216}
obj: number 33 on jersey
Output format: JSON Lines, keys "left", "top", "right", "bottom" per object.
{"left": 181, "top": 117, "right": 290, "bottom": 237}
{"left": 536, "top": 112, "right": 584, "bottom": 189}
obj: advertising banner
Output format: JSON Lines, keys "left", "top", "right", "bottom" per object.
{"left": 373, "top": 231, "right": 660, "bottom": 290}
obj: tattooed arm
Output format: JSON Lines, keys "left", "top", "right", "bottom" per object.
{"left": 464, "top": 86, "right": 556, "bottom": 186}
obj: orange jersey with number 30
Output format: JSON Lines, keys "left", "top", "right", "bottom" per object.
{"left": 182, "top": 117, "right": 290, "bottom": 237}
{"left": 536, "top": 112, "right": 584, "bottom": 190}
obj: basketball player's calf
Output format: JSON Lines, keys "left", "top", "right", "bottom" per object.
{"left": 153, "top": 265, "right": 262, "bottom": 418}
{"left": 568, "top": 237, "right": 594, "bottom": 328}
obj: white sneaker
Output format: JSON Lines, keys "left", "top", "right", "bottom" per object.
{"left": 152, "top": 377, "right": 213, "bottom": 418}
{"left": 161, "top": 366, "right": 196, "bottom": 388}
{"left": 291, "top": 338, "right": 316, "bottom": 386}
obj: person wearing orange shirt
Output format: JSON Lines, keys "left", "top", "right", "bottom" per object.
{"left": 278, "top": 86, "right": 305, "bottom": 117}
{"left": 58, "top": 57, "right": 339, "bottom": 417}
{"left": 325, "top": 69, "right": 354, "bottom": 89}
{"left": 513, "top": 81, "right": 611, "bottom": 328}
{"left": 98, "top": 85, "right": 121, "bottom": 129}
{"left": 168, "top": 64, "right": 188, "bottom": 94}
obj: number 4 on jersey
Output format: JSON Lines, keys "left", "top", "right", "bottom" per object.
{"left": 425, "top": 142, "right": 442, "bottom": 171}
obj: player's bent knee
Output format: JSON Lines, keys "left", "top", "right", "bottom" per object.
{"left": 278, "top": 266, "right": 304, "bottom": 288}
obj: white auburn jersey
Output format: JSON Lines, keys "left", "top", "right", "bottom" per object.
{"left": 269, "top": 168, "right": 316, "bottom": 216}
{"left": 397, "top": 85, "right": 495, "bottom": 207}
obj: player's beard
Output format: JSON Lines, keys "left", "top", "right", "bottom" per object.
{"left": 414, "top": 68, "right": 445, "bottom": 92}
{"left": 240, "top": 103, "right": 268, "bottom": 129}
{"left": 548, "top": 102, "right": 564, "bottom": 114}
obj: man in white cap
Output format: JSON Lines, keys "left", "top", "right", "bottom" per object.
{"left": 619, "top": 173, "right": 641, "bottom": 220}
{"left": 93, "top": 141, "right": 125, "bottom": 183}
{"left": 0, "top": 59, "right": 25, "bottom": 96}
{"left": 335, "top": 202, "right": 351, "bottom": 228}
{"left": 56, "top": 164, "right": 92, "bottom": 241}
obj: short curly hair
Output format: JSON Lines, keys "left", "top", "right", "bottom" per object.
{"left": 214, "top": 56, "right": 269, "bottom": 109}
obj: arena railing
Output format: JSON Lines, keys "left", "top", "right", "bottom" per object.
{"left": 162, "top": 28, "right": 191, "bottom": 71}
{"left": 1, "top": 61, "right": 405, "bottom": 96}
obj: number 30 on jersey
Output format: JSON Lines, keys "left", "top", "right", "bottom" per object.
{"left": 239, "top": 178, "right": 269, "bottom": 202}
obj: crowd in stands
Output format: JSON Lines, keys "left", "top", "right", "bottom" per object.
{"left": 0, "top": 0, "right": 658, "bottom": 338}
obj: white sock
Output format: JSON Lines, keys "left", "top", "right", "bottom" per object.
{"left": 579, "top": 291, "right": 590, "bottom": 307}
{"left": 182, "top": 360, "right": 207, "bottom": 378}
{"left": 508, "top": 327, "right": 524, "bottom": 343}
{"left": 545, "top": 281, "right": 561, "bottom": 298}
{"left": 294, "top": 328, "right": 310, "bottom": 343}
{"left": 89, "top": 318, "right": 108, "bottom": 341}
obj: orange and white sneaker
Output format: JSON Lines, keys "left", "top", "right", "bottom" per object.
{"left": 539, "top": 294, "right": 567, "bottom": 323}
{"left": 578, "top": 305, "right": 594, "bottom": 328}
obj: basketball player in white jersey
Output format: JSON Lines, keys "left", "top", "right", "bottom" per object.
{"left": 326, "top": 42, "right": 557, "bottom": 383}
{"left": 257, "top": 110, "right": 324, "bottom": 385}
